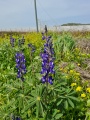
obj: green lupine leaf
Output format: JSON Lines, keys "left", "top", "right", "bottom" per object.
{"left": 39, "top": 101, "right": 44, "bottom": 117}
{"left": 64, "top": 100, "right": 68, "bottom": 110}
{"left": 57, "top": 99, "right": 63, "bottom": 106}
{"left": 68, "top": 98, "right": 74, "bottom": 108}
{"left": 52, "top": 109, "right": 58, "bottom": 117}
{"left": 87, "top": 99, "right": 90, "bottom": 107}
{"left": 55, "top": 113, "right": 63, "bottom": 119}
{"left": 29, "top": 100, "right": 36, "bottom": 108}
{"left": 68, "top": 91, "right": 76, "bottom": 96}
{"left": 36, "top": 101, "right": 39, "bottom": 118}
{"left": 68, "top": 96, "right": 79, "bottom": 101}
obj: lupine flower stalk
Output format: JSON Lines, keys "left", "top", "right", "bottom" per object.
{"left": 41, "top": 33, "right": 55, "bottom": 85}
{"left": 15, "top": 52, "right": 27, "bottom": 81}
{"left": 10, "top": 35, "right": 15, "bottom": 47}
{"left": 21, "top": 36, "right": 25, "bottom": 45}
{"left": 28, "top": 43, "right": 35, "bottom": 53}
{"left": 28, "top": 43, "right": 36, "bottom": 62}
{"left": 18, "top": 36, "right": 25, "bottom": 47}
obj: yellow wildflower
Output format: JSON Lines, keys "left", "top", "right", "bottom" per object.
{"left": 63, "top": 69, "right": 67, "bottom": 73}
{"left": 77, "top": 56, "right": 80, "bottom": 59}
{"left": 65, "top": 75, "right": 69, "bottom": 78}
{"left": 37, "top": 96, "right": 41, "bottom": 101}
{"left": 86, "top": 88, "right": 90, "bottom": 93}
{"left": 81, "top": 93, "right": 86, "bottom": 98}
{"left": 78, "top": 63, "right": 80, "bottom": 66}
{"left": 66, "top": 52, "right": 69, "bottom": 55}
{"left": 75, "top": 48, "right": 79, "bottom": 50}
{"left": 60, "top": 68, "right": 63, "bottom": 71}
{"left": 76, "top": 72, "right": 80, "bottom": 76}
{"left": 76, "top": 86, "right": 82, "bottom": 91}
{"left": 75, "top": 77, "right": 80, "bottom": 81}
{"left": 70, "top": 70, "right": 74, "bottom": 74}
{"left": 71, "top": 83, "right": 77, "bottom": 87}
{"left": 82, "top": 53, "right": 86, "bottom": 57}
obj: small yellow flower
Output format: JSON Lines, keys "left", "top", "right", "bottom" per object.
{"left": 76, "top": 86, "right": 82, "bottom": 91}
{"left": 77, "top": 56, "right": 80, "bottom": 59}
{"left": 63, "top": 69, "right": 67, "bottom": 73}
{"left": 66, "top": 52, "right": 69, "bottom": 55}
{"left": 76, "top": 72, "right": 80, "bottom": 76}
{"left": 60, "top": 68, "right": 63, "bottom": 71}
{"left": 86, "top": 88, "right": 90, "bottom": 93}
{"left": 81, "top": 93, "right": 86, "bottom": 98}
{"left": 37, "top": 96, "right": 41, "bottom": 101}
{"left": 75, "top": 77, "right": 80, "bottom": 81}
{"left": 71, "top": 83, "right": 77, "bottom": 87}
{"left": 75, "top": 48, "right": 78, "bottom": 50}
{"left": 70, "top": 70, "right": 74, "bottom": 74}
{"left": 78, "top": 63, "right": 80, "bottom": 66}
{"left": 65, "top": 75, "right": 69, "bottom": 78}
{"left": 82, "top": 53, "right": 86, "bottom": 57}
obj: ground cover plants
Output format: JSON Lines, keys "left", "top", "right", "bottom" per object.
{"left": 0, "top": 31, "right": 90, "bottom": 120}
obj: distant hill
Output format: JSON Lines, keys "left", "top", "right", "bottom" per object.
{"left": 61, "top": 23, "right": 90, "bottom": 26}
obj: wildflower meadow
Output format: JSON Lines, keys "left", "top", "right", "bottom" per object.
{"left": 0, "top": 31, "right": 90, "bottom": 120}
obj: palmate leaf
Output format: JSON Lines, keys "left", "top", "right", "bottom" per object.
{"left": 0, "top": 98, "right": 16, "bottom": 119}
{"left": 35, "top": 101, "right": 45, "bottom": 118}
{"left": 25, "top": 84, "right": 45, "bottom": 118}
{"left": 3, "top": 84, "right": 18, "bottom": 91}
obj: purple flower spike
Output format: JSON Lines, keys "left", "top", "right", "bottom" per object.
{"left": 42, "top": 36, "right": 46, "bottom": 40}
{"left": 48, "top": 76, "right": 53, "bottom": 85}
{"left": 28, "top": 43, "right": 36, "bottom": 53}
{"left": 16, "top": 117, "right": 21, "bottom": 120}
{"left": 10, "top": 35, "right": 15, "bottom": 47}
{"left": 41, "top": 76, "right": 46, "bottom": 83}
{"left": 15, "top": 52, "right": 27, "bottom": 81}
{"left": 21, "top": 36, "right": 25, "bottom": 44}
{"left": 40, "top": 32, "right": 55, "bottom": 85}
{"left": 18, "top": 36, "right": 25, "bottom": 47}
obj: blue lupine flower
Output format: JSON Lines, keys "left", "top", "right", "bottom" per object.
{"left": 41, "top": 33, "right": 55, "bottom": 85}
{"left": 28, "top": 43, "right": 36, "bottom": 53}
{"left": 16, "top": 117, "right": 21, "bottom": 120}
{"left": 28, "top": 43, "right": 32, "bottom": 47}
{"left": 15, "top": 52, "right": 27, "bottom": 81}
{"left": 21, "top": 36, "right": 25, "bottom": 44}
{"left": 18, "top": 36, "right": 25, "bottom": 47}
{"left": 18, "top": 39, "right": 21, "bottom": 47}
{"left": 10, "top": 35, "right": 15, "bottom": 47}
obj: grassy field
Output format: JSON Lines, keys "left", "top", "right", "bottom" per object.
{"left": 0, "top": 31, "right": 90, "bottom": 120}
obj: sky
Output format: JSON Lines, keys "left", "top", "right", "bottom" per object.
{"left": 0, "top": 0, "right": 90, "bottom": 30}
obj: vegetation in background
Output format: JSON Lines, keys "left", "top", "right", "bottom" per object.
{"left": 61, "top": 23, "right": 90, "bottom": 26}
